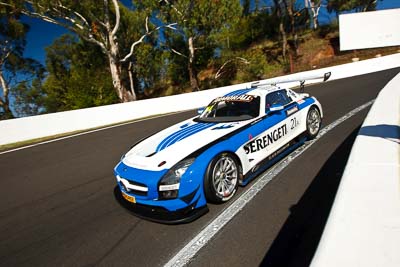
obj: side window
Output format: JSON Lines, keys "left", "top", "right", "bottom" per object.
{"left": 265, "top": 90, "right": 292, "bottom": 109}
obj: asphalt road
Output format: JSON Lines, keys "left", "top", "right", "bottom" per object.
{"left": 0, "top": 68, "right": 399, "bottom": 267}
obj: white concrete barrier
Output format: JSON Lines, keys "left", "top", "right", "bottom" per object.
{"left": 0, "top": 53, "right": 400, "bottom": 146}
{"left": 311, "top": 72, "right": 400, "bottom": 266}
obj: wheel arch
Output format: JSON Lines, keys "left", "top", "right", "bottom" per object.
{"left": 218, "top": 151, "right": 243, "bottom": 176}
{"left": 203, "top": 150, "right": 242, "bottom": 203}
{"left": 310, "top": 103, "right": 323, "bottom": 119}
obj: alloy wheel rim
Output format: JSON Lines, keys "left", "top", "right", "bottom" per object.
{"left": 212, "top": 156, "right": 238, "bottom": 198}
{"left": 308, "top": 109, "right": 321, "bottom": 135}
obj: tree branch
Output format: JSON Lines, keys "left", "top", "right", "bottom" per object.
{"left": 0, "top": 1, "right": 13, "bottom": 8}
{"left": 215, "top": 57, "right": 250, "bottom": 79}
{"left": 111, "top": 0, "right": 120, "bottom": 36}
{"left": 121, "top": 20, "right": 177, "bottom": 62}
{"left": 161, "top": 0, "right": 185, "bottom": 18}
{"left": 56, "top": 1, "right": 90, "bottom": 28}
{"left": 170, "top": 48, "right": 188, "bottom": 58}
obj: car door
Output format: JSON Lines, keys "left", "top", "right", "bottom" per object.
{"left": 242, "top": 89, "right": 301, "bottom": 168}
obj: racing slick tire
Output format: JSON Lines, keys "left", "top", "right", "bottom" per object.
{"left": 204, "top": 153, "right": 240, "bottom": 204}
{"left": 306, "top": 106, "right": 321, "bottom": 140}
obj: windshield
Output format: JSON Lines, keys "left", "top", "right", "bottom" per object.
{"left": 196, "top": 95, "right": 260, "bottom": 123}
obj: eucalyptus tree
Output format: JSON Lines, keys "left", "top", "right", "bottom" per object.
{"left": 0, "top": 0, "right": 176, "bottom": 102}
{"left": 305, "top": 0, "right": 322, "bottom": 29}
{"left": 156, "top": 0, "right": 242, "bottom": 91}
{"left": 0, "top": 9, "right": 44, "bottom": 119}
{"left": 327, "top": 0, "right": 381, "bottom": 14}
{"left": 273, "top": 0, "right": 288, "bottom": 60}
{"left": 42, "top": 34, "right": 117, "bottom": 112}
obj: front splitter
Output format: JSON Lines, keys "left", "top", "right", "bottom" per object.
{"left": 113, "top": 187, "right": 209, "bottom": 224}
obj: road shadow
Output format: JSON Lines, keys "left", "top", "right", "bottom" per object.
{"left": 259, "top": 126, "right": 360, "bottom": 267}
{"left": 358, "top": 124, "right": 400, "bottom": 144}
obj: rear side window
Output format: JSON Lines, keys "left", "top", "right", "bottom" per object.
{"left": 265, "top": 90, "right": 292, "bottom": 108}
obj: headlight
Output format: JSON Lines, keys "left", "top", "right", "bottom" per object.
{"left": 158, "top": 158, "right": 195, "bottom": 200}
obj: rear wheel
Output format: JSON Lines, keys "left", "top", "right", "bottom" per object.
{"left": 204, "top": 153, "right": 239, "bottom": 203}
{"left": 306, "top": 107, "right": 321, "bottom": 139}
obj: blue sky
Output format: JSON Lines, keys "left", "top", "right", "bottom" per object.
{"left": 22, "top": 0, "right": 400, "bottom": 65}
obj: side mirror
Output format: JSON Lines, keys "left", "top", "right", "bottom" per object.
{"left": 197, "top": 107, "right": 205, "bottom": 115}
{"left": 267, "top": 104, "right": 284, "bottom": 113}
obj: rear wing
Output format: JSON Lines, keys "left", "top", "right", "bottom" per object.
{"left": 251, "top": 72, "right": 331, "bottom": 92}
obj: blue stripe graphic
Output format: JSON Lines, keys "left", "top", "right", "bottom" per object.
{"left": 157, "top": 123, "right": 203, "bottom": 151}
{"left": 156, "top": 123, "right": 216, "bottom": 152}
{"left": 224, "top": 88, "right": 253, "bottom": 97}
{"left": 159, "top": 123, "right": 205, "bottom": 150}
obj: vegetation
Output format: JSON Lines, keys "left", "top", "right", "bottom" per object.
{"left": 0, "top": 0, "right": 397, "bottom": 120}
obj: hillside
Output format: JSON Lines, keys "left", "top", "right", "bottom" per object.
{"left": 188, "top": 28, "right": 400, "bottom": 95}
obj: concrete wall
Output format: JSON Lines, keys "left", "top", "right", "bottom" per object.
{"left": 311, "top": 72, "right": 400, "bottom": 267}
{"left": 1, "top": 53, "right": 400, "bottom": 146}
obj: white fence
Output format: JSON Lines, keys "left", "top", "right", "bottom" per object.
{"left": 311, "top": 72, "right": 400, "bottom": 266}
{"left": 0, "top": 53, "right": 400, "bottom": 146}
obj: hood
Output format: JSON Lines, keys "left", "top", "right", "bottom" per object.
{"left": 122, "top": 117, "right": 253, "bottom": 171}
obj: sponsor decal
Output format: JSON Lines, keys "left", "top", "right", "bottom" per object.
{"left": 213, "top": 94, "right": 254, "bottom": 103}
{"left": 286, "top": 106, "right": 299, "bottom": 116}
{"left": 244, "top": 124, "right": 288, "bottom": 154}
{"left": 268, "top": 142, "right": 291, "bottom": 161}
{"left": 297, "top": 99, "right": 305, "bottom": 105}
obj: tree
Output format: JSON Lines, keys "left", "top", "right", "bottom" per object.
{"left": 12, "top": 76, "right": 46, "bottom": 116}
{"left": 273, "top": 0, "right": 288, "bottom": 60}
{"left": 327, "top": 0, "right": 381, "bottom": 14}
{"left": 159, "top": 0, "right": 242, "bottom": 91}
{"left": 305, "top": 0, "right": 322, "bottom": 29}
{"left": 0, "top": 0, "right": 176, "bottom": 102}
{"left": 118, "top": 4, "right": 171, "bottom": 97}
{"left": 282, "top": 0, "right": 298, "bottom": 56}
{"left": 0, "top": 9, "right": 44, "bottom": 119}
{"left": 243, "top": 0, "right": 251, "bottom": 16}
{"left": 41, "top": 34, "right": 117, "bottom": 112}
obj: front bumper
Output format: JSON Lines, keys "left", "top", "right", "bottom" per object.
{"left": 113, "top": 187, "right": 209, "bottom": 224}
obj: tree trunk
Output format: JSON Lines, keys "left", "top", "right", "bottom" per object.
{"left": 103, "top": 0, "right": 135, "bottom": 102}
{"left": 274, "top": 0, "right": 288, "bottom": 61}
{"left": 313, "top": 14, "right": 319, "bottom": 30}
{"left": 0, "top": 70, "right": 15, "bottom": 119}
{"left": 188, "top": 36, "right": 200, "bottom": 91}
{"left": 284, "top": 0, "right": 298, "bottom": 57}
{"left": 279, "top": 21, "right": 287, "bottom": 60}
{"left": 310, "top": 1, "right": 320, "bottom": 30}
{"left": 107, "top": 40, "right": 135, "bottom": 102}
{"left": 0, "top": 100, "right": 14, "bottom": 119}
{"left": 128, "top": 62, "right": 137, "bottom": 101}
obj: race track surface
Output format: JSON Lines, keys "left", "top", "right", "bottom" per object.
{"left": 0, "top": 68, "right": 399, "bottom": 267}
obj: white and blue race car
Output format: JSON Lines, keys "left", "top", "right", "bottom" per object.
{"left": 114, "top": 73, "right": 329, "bottom": 223}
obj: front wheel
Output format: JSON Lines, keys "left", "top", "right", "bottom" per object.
{"left": 204, "top": 153, "right": 240, "bottom": 204}
{"left": 306, "top": 107, "right": 321, "bottom": 139}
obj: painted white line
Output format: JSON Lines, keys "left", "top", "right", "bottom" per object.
{"left": 164, "top": 100, "right": 374, "bottom": 267}
{"left": 0, "top": 112, "right": 186, "bottom": 155}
